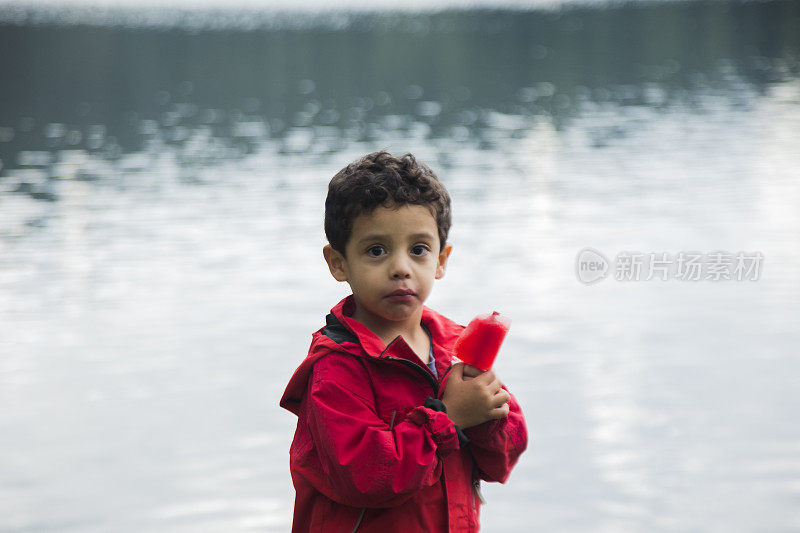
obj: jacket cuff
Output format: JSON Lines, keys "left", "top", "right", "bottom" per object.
{"left": 423, "top": 397, "right": 470, "bottom": 448}
{"left": 405, "top": 400, "right": 460, "bottom": 453}
{"left": 463, "top": 416, "right": 506, "bottom": 443}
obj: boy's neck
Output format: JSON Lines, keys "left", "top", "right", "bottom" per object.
{"left": 351, "top": 305, "right": 427, "bottom": 352}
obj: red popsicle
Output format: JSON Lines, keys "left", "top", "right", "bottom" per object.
{"left": 453, "top": 311, "right": 511, "bottom": 371}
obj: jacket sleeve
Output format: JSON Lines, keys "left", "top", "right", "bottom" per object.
{"left": 463, "top": 386, "right": 527, "bottom": 483}
{"left": 300, "top": 353, "right": 461, "bottom": 508}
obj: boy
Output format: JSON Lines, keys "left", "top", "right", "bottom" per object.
{"left": 280, "top": 151, "right": 527, "bottom": 532}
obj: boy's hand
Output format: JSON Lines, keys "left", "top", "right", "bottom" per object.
{"left": 442, "top": 363, "right": 510, "bottom": 429}
{"left": 461, "top": 364, "right": 483, "bottom": 379}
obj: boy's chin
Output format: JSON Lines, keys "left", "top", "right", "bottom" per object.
{"left": 364, "top": 301, "right": 423, "bottom": 322}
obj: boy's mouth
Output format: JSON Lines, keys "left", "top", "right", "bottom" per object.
{"left": 386, "top": 288, "right": 415, "bottom": 298}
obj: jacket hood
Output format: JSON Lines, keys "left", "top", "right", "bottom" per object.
{"left": 279, "top": 295, "right": 464, "bottom": 416}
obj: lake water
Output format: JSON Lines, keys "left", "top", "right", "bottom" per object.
{"left": 1, "top": 2, "right": 800, "bottom": 531}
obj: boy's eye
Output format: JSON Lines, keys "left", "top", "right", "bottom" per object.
{"left": 411, "top": 244, "right": 430, "bottom": 256}
{"left": 366, "top": 245, "right": 386, "bottom": 257}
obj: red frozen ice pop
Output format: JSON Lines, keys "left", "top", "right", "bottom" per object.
{"left": 453, "top": 311, "right": 511, "bottom": 371}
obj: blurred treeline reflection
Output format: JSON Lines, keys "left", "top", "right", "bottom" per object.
{"left": 0, "top": 0, "right": 798, "bottom": 173}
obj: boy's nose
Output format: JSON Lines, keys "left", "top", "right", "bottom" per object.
{"left": 390, "top": 257, "right": 412, "bottom": 279}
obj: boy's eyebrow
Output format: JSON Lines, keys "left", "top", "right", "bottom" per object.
{"left": 356, "top": 232, "right": 437, "bottom": 245}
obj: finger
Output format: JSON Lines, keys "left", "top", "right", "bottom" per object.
{"left": 449, "top": 363, "right": 464, "bottom": 379}
{"left": 484, "top": 370, "right": 502, "bottom": 386}
{"left": 486, "top": 376, "right": 503, "bottom": 395}
{"left": 492, "top": 390, "right": 511, "bottom": 408}
{"left": 462, "top": 364, "right": 483, "bottom": 379}
{"left": 474, "top": 369, "right": 496, "bottom": 385}
{"left": 488, "top": 403, "right": 510, "bottom": 419}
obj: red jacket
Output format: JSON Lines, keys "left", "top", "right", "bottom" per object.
{"left": 280, "top": 295, "right": 527, "bottom": 532}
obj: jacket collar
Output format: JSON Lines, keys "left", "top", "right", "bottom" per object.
{"left": 280, "top": 295, "right": 464, "bottom": 415}
{"left": 331, "top": 295, "right": 387, "bottom": 358}
{"left": 329, "top": 295, "right": 462, "bottom": 374}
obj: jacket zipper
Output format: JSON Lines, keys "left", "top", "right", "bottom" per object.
{"left": 380, "top": 335, "right": 442, "bottom": 394}
{"left": 382, "top": 355, "right": 440, "bottom": 396}
{"left": 351, "top": 337, "right": 454, "bottom": 532}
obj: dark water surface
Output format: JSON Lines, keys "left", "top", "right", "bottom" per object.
{"left": 1, "top": 2, "right": 800, "bottom": 531}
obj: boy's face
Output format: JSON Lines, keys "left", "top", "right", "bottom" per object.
{"left": 323, "top": 204, "right": 452, "bottom": 331}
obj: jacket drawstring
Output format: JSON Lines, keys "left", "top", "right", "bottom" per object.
{"left": 472, "top": 464, "right": 486, "bottom": 506}
{"left": 352, "top": 410, "right": 397, "bottom": 533}
{"left": 351, "top": 509, "right": 366, "bottom": 533}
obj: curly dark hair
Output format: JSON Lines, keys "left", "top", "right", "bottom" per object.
{"left": 325, "top": 151, "right": 452, "bottom": 256}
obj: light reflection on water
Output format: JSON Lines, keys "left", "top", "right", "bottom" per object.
{"left": 2, "top": 4, "right": 800, "bottom": 532}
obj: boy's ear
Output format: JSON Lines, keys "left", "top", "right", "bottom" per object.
{"left": 323, "top": 244, "right": 349, "bottom": 282}
{"left": 435, "top": 242, "right": 453, "bottom": 279}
